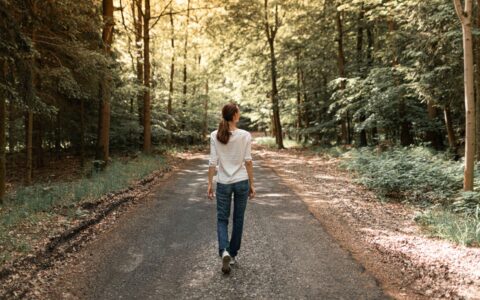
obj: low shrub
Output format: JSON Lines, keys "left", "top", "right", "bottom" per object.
{"left": 341, "top": 147, "right": 463, "bottom": 204}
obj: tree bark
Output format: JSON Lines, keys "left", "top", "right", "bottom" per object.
{"left": 20, "top": 0, "right": 36, "bottom": 185}
{"left": 54, "top": 108, "right": 61, "bottom": 158}
{"left": 367, "top": 24, "right": 378, "bottom": 144}
{"left": 143, "top": 0, "right": 152, "bottom": 152}
{"left": 444, "top": 104, "right": 457, "bottom": 150}
{"left": 425, "top": 100, "right": 444, "bottom": 150}
{"left": 454, "top": 0, "right": 475, "bottom": 190}
{"left": 96, "top": 0, "right": 114, "bottom": 163}
{"left": 182, "top": 0, "right": 190, "bottom": 107}
{"left": 336, "top": 10, "right": 350, "bottom": 145}
{"left": 80, "top": 99, "right": 85, "bottom": 168}
{"left": 7, "top": 70, "right": 14, "bottom": 154}
{"left": 357, "top": 6, "right": 367, "bottom": 147}
{"left": 296, "top": 52, "right": 303, "bottom": 142}
{"left": 133, "top": 0, "right": 144, "bottom": 126}
{"left": 301, "top": 68, "right": 309, "bottom": 135}
{"left": 168, "top": 7, "right": 175, "bottom": 116}
{"left": 0, "top": 61, "right": 7, "bottom": 203}
{"left": 264, "top": 0, "right": 284, "bottom": 149}
{"left": 203, "top": 79, "right": 209, "bottom": 137}
{"left": 475, "top": 0, "right": 480, "bottom": 160}
{"left": 388, "top": 19, "right": 414, "bottom": 146}
{"left": 33, "top": 117, "right": 44, "bottom": 168}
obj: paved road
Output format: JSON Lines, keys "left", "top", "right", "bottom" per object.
{"left": 76, "top": 156, "right": 386, "bottom": 299}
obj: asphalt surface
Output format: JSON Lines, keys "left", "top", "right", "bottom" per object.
{"left": 77, "top": 155, "right": 387, "bottom": 299}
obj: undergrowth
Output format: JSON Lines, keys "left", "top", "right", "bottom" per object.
{"left": 0, "top": 153, "right": 168, "bottom": 264}
{"left": 254, "top": 136, "right": 303, "bottom": 149}
{"left": 415, "top": 207, "right": 480, "bottom": 246}
{"left": 341, "top": 146, "right": 480, "bottom": 246}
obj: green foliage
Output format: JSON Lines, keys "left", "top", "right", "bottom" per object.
{"left": 1, "top": 154, "right": 167, "bottom": 228}
{"left": 416, "top": 208, "right": 480, "bottom": 246}
{"left": 451, "top": 192, "right": 480, "bottom": 215}
{"left": 254, "top": 136, "right": 302, "bottom": 149}
{"left": 342, "top": 147, "right": 463, "bottom": 204}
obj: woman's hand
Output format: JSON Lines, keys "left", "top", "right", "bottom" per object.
{"left": 207, "top": 183, "right": 215, "bottom": 200}
{"left": 249, "top": 185, "right": 256, "bottom": 199}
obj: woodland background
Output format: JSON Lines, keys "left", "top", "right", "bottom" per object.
{"left": 0, "top": 0, "right": 480, "bottom": 267}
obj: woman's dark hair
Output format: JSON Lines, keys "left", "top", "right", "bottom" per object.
{"left": 217, "top": 103, "right": 239, "bottom": 144}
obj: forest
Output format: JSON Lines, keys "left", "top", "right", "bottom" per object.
{"left": 1, "top": 0, "right": 480, "bottom": 298}
{"left": 0, "top": 0, "right": 476, "bottom": 187}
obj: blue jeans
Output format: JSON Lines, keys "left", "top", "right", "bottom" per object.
{"left": 216, "top": 179, "right": 249, "bottom": 257}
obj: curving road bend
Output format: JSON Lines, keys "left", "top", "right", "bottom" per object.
{"left": 65, "top": 155, "right": 387, "bottom": 299}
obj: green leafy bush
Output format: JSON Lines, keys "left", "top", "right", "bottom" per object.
{"left": 341, "top": 147, "right": 463, "bottom": 204}
{"left": 451, "top": 192, "right": 480, "bottom": 215}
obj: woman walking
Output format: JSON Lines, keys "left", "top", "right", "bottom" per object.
{"left": 207, "top": 103, "right": 256, "bottom": 274}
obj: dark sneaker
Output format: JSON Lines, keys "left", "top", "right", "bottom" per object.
{"left": 221, "top": 250, "right": 231, "bottom": 274}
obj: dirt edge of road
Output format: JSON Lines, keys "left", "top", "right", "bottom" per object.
{"left": 257, "top": 147, "right": 479, "bottom": 300}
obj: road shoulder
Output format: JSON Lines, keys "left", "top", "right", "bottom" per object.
{"left": 257, "top": 146, "right": 480, "bottom": 300}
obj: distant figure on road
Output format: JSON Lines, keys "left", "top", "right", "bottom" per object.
{"left": 207, "top": 103, "right": 256, "bottom": 274}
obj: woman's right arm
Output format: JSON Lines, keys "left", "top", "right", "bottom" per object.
{"left": 245, "top": 161, "right": 256, "bottom": 199}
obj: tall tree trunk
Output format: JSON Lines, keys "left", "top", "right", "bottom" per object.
{"left": 7, "top": 98, "right": 14, "bottom": 154}
{"left": 20, "top": 0, "right": 36, "bottom": 185}
{"left": 33, "top": 118, "right": 44, "bottom": 168}
{"left": 296, "top": 52, "right": 303, "bottom": 142}
{"left": 388, "top": 19, "right": 414, "bottom": 146}
{"left": 168, "top": 7, "right": 175, "bottom": 116}
{"left": 143, "top": 0, "right": 152, "bottom": 152}
{"left": 454, "top": 0, "right": 475, "bottom": 190}
{"left": 357, "top": 6, "right": 367, "bottom": 147}
{"left": 425, "top": 100, "right": 444, "bottom": 150}
{"left": 25, "top": 112, "right": 33, "bottom": 185}
{"left": 182, "top": 0, "right": 190, "bottom": 107}
{"left": 336, "top": 10, "right": 350, "bottom": 145}
{"left": 203, "top": 79, "right": 209, "bottom": 137}
{"left": 80, "top": 99, "right": 85, "bottom": 168}
{"left": 265, "top": 1, "right": 284, "bottom": 149}
{"left": 475, "top": 0, "right": 480, "bottom": 161}
{"left": 6, "top": 66, "right": 14, "bottom": 154}
{"left": 0, "top": 61, "right": 7, "bottom": 203}
{"left": 96, "top": 0, "right": 114, "bottom": 163}
{"left": 134, "top": 0, "right": 144, "bottom": 126}
{"left": 54, "top": 108, "right": 61, "bottom": 158}
{"left": 301, "top": 68, "right": 309, "bottom": 131}
{"left": 367, "top": 24, "right": 378, "bottom": 144}
{"left": 444, "top": 104, "right": 457, "bottom": 150}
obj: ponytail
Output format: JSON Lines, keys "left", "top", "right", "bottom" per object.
{"left": 217, "top": 119, "right": 231, "bottom": 144}
{"left": 217, "top": 103, "right": 239, "bottom": 144}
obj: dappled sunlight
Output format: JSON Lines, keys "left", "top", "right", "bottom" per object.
{"left": 277, "top": 212, "right": 304, "bottom": 221}
{"left": 257, "top": 192, "right": 291, "bottom": 198}
{"left": 364, "top": 227, "right": 480, "bottom": 278}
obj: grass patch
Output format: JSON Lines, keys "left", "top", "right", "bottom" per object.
{"left": 254, "top": 136, "right": 303, "bottom": 149}
{"left": 3, "top": 154, "right": 166, "bottom": 226}
{"left": 416, "top": 208, "right": 480, "bottom": 246}
{"left": 310, "top": 145, "right": 348, "bottom": 158}
{"left": 0, "top": 153, "right": 168, "bottom": 261}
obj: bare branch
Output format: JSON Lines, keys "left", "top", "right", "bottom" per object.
{"left": 149, "top": 0, "right": 174, "bottom": 30}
